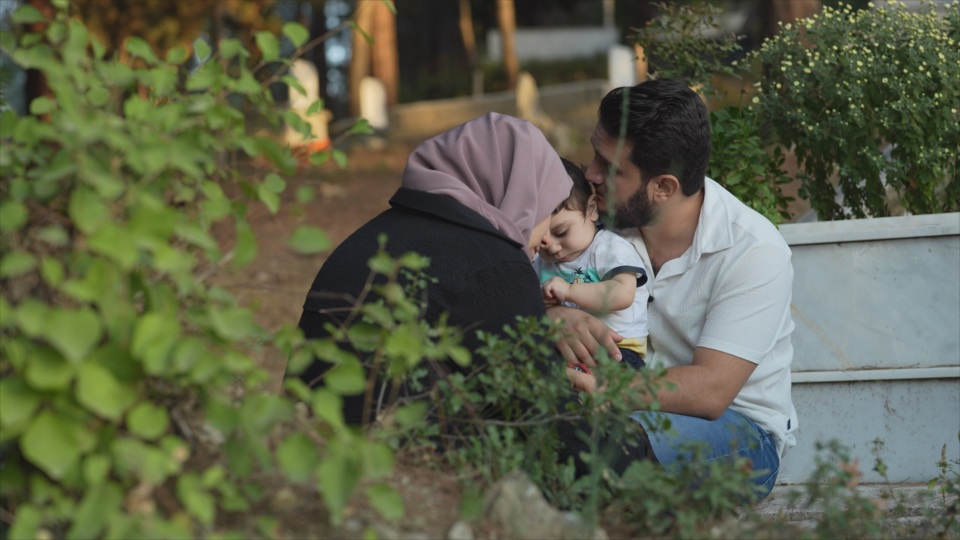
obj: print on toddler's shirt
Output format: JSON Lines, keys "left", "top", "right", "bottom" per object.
{"left": 572, "top": 268, "right": 589, "bottom": 284}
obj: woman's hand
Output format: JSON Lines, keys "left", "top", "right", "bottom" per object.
{"left": 566, "top": 367, "right": 597, "bottom": 394}
{"left": 546, "top": 305, "right": 623, "bottom": 366}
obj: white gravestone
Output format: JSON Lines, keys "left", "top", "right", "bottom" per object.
{"left": 359, "top": 76, "right": 389, "bottom": 131}
{"left": 608, "top": 44, "right": 637, "bottom": 89}
{"left": 284, "top": 59, "right": 332, "bottom": 148}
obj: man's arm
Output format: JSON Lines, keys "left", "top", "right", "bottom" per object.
{"left": 543, "top": 274, "right": 636, "bottom": 312}
{"left": 568, "top": 347, "right": 756, "bottom": 420}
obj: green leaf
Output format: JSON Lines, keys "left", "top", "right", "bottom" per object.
{"left": 201, "top": 464, "right": 226, "bottom": 488}
{"left": 194, "top": 38, "right": 211, "bottom": 62}
{"left": 296, "top": 185, "right": 315, "bottom": 203}
{"left": 395, "top": 401, "right": 428, "bottom": 428}
{"left": 20, "top": 411, "right": 85, "bottom": 479}
{"left": 288, "top": 225, "right": 332, "bottom": 255}
{"left": 0, "top": 252, "right": 36, "bottom": 278}
{"left": 12, "top": 5, "right": 46, "bottom": 24}
{"left": 220, "top": 38, "right": 243, "bottom": 60}
{"left": 125, "top": 37, "right": 158, "bottom": 64}
{"left": 281, "top": 74, "right": 306, "bottom": 97}
{"left": 66, "top": 481, "right": 122, "bottom": 540}
{"left": 276, "top": 433, "right": 319, "bottom": 483}
{"left": 8, "top": 505, "right": 43, "bottom": 540}
{"left": 15, "top": 299, "right": 47, "bottom": 337}
{"left": 398, "top": 252, "right": 430, "bottom": 271}
{"left": 0, "top": 378, "right": 41, "bottom": 428}
{"left": 166, "top": 45, "right": 189, "bottom": 64}
{"left": 255, "top": 31, "right": 279, "bottom": 62}
{"left": 127, "top": 402, "right": 169, "bottom": 441}
{"left": 209, "top": 306, "right": 255, "bottom": 342}
{"left": 264, "top": 173, "right": 286, "bottom": 193}
{"left": 76, "top": 363, "right": 137, "bottom": 421}
{"left": 310, "top": 150, "right": 330, "bottom": 166}
{"left": 381, "top": 0, "right": 397, "bottom": 15}
{"left": 384, "top": 325, "right": 422, "bottom": 367}
{"left": 366, "top": 484, "right": 404, "bottom": 521}
{"left": 360, "top": 442, "right": 393, "bottom": 480}
{"left": 449, "top": 346, "right": 471, "bottom": 367}
{"left": 131, "top": 312, "right": 180, "bottom": 369}
{"left": 82, "top": 454, "right": 111, "bottom": 486}
{"left": 324, "top": 361, "right": 366, "bottom": 395}
{"left": 234, "top": 219, "right": 258, "bottom": 267}
{"left": 0, "top": 200, "right": 28, "bottom": 232}
{"left": 177, "top": 473, "right": 216, "bottom": 526}
{"left": 311, "top": 389, "right": 345, "bottom": 430}
{"left": 258, "top": 183, "right": 280, "bottom": 214}
{"left": 348, "top": 118, "right": 375, "bottom": 135}
{"left": 25, "top": 346, "right": 74, "bottom": 391}
{"left": 349, "top": 21, "right": 374, "bottom": 45}
{"left": 29, "top": 96, "right": 57, "bottom": 115}
{"left": 69, "top": 187, "right": 108, "bottom": 234}
{"left": 0, "top": 30, "right": 16, "bottom": 52}
{"left": 36, "top": 225, "right": 69, "bottom": 246}
{"left": 282, "top": 22, "right": 310, "bottom": 48}
{"left": 317, "top": 450, "right": 360, "bottom": 526}
{"left": 0, "top": 108, "right": 17, "bottom": 137}
{"left": 0, "top": 295, "right": 11, "bottom": 329}
{"left": 367, "top": 252, "right": 394, "bottom": 275}
{"left": 332, "top": 148, "right": 348, "bottom": 169}
{"left": 306, "top": 99, "right": 324, "bottom": 116}
{"left": 45, "top": 21, "right": 66, "bottom": 44}
{"left": 44, "top": 308, "right": 102, "bottom": 363}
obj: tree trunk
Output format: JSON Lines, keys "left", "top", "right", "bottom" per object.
{"left": 348, "top": 1, "right": 374, "bottom": 117}
{"left": 310, "top": 0, "right": 329, "bottom": 106}
{"left": 459, "top": 0, "right": 482, "bottom": 96}
{"left": 370, "top": 0, "right": 399, "bottom": 107}
{"left": 496, "top": 0, "right": 519, "bottom": 90}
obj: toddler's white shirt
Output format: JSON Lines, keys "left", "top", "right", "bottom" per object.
{"left": 534, "top": 229, "right": 649, "bottom": 341}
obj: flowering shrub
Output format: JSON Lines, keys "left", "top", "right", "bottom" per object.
{"left": 746, "top": 1, "right": 960, "bottom": 219}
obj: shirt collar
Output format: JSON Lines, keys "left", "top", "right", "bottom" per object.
{"left": 691, "top": 177, "right": 735, "bottom": 259}
{"left": 654, "top": 177, "right": 734, "bottom": 280}
{"left": 388, "top": 187, "right": 522, "bottom": 248}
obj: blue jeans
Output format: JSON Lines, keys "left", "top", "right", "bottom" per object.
{"left": 628, "top": 408, "right": 780, "bottom": 500}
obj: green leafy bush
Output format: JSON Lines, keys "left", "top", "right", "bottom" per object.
{"left": 746, "top": 1, "right": 960, "bottom": 219}
{"left": 0, "top": 5, "right": 415, "bottom": 538}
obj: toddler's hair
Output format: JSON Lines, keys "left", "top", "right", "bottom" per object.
{"left": 555, "top": 157, "right": 596, "bottom": 215}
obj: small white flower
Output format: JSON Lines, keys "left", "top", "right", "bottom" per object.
{"left": 752, "top": 97, "right": 760, "bottom": 104}
{"left": 882, "top": 77, "right": 888, "bottom": 83}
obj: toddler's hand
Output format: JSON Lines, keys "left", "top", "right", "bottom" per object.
{"left": 542, "top": 277, "right": 570, "bottom": 303}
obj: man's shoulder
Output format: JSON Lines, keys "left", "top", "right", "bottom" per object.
{"left": 706, "top": 179, "right": 790, "bottom": 255}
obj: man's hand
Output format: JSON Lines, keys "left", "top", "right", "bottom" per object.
{"left": 546, "top": 305, "right": 623, "bottom": 365}
{"left": 541, "top": 277, "right": 570, "bottom": 304}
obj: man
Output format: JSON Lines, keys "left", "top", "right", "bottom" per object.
{"left": 550, "top": 79, "right": 798, "bottom": 497}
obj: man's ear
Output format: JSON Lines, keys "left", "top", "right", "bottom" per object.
{"left": 650, "top": 175, "right": 681, "bottom": 203}
{"left": 585, "top": 194, "right": 600, "bottom": 222}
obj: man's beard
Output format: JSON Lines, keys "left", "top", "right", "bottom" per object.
{"left": 614, "top": 180, "right": 659, "bottom": 229}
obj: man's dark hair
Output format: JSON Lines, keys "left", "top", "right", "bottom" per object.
{"left": 556, "top": 158, "right": 595, "bottom": 214}
{"left": 598, "top": 79, "right": 711, "bottom": 196}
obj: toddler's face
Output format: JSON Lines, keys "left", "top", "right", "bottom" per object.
{"left": 538, "top": 201, "right": 599, "bottom": 263}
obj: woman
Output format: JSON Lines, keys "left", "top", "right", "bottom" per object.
{"left": 293, "top": 113, "right": 655, "bottom": 474}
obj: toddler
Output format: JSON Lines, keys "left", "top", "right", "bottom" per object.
{"left": 534, "top": 159, "right": 649, "bottom": 369}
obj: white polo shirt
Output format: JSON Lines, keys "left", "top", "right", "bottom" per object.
{"left": 621, "top": 178, "right": 798, "bottom": 457}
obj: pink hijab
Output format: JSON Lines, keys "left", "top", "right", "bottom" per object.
{"left": 402, "top": 113, "right": 571, "bottom": 248}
